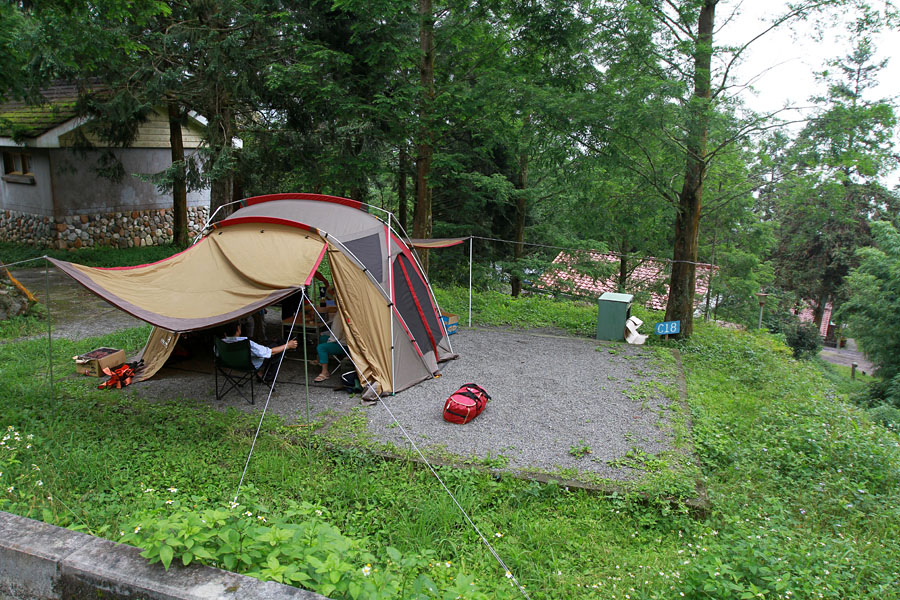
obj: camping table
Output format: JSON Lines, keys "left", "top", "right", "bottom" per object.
{"left": 282, "top": 305, "right": 338, "bottom": 351}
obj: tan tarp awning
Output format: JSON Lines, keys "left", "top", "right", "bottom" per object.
{"left": 405, "top": 237, "right": 470, "bottom": 249}
{"left": 50, "top": 223, "right": 327, "bottom": 332}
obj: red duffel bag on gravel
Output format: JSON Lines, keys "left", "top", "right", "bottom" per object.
{"left": 443, "top": 383, "right": 491, "bottom": 424}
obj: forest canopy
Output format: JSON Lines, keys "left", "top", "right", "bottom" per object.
{"left": 1, "top": 0, "right": 897, "bottom": 339}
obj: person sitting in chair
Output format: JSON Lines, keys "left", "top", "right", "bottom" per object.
{"left": 221, "top": 321, "right": 297, "bottom": 379}
{"left": 311, "top": 314, "right": 347, "bottom": 382}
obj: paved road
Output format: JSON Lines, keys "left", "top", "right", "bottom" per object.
{"left": 11, "top": 266, "right": 144, "bottom": 339}
{"left": 819, "top": 339, "right": 875, "bottom": 376}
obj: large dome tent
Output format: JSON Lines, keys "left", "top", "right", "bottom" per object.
{"left": 49, "top": 193, "right": 457, "bottom": 397}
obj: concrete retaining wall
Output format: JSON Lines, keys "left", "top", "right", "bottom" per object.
{"left": 0, "top": 511, "right": 326, "bottom": 600}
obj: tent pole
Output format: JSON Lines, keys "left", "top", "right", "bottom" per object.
{"left": 387, "top": 214, "right": 395, "bottom": 394}
{"left": 45, "top": 258, "right": 54, "bottom": 402}
{"left": 468, "top": 237, "right": 473, "bottom": 328}
{"left": 190, "top": 198, "right": 246, "bottom": 246}
{"left": 302, "top": 287, "right": 311, "bottom": 478}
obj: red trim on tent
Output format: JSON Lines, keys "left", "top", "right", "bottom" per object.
{"left": 241, "top": 193, "right": 363, "bottom": 210}
{"left": 396, "top": 255, "right": 438, "bottom": 355}
{"left": 305, "top": 245, "right": 328, "bottom": 286}
{"left": 390, "top": 232, "right": 449, "bottom": 339}
{"left": 214, "top": 216, "right": 318, "bottom": 233}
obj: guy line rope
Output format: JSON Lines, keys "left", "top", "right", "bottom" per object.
{"left": 234, "top": 290, "right": 532, "bottom": 599}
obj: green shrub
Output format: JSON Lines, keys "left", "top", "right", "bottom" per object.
{"left": 869, "top": 404, "right": 900, "bottom": 432}
{"left": 782, "top": 321, "right": 823, "bottom": 359}
{"left": 121, "top": 492, "right": 491, "bottom": 600}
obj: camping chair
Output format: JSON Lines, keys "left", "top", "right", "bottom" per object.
{"left": 214, "top": 338, "right": 264, "bottom": 405}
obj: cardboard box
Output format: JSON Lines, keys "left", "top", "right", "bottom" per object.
{"left": 74, "top": 347, "right": 126, "bottom": 377}
{"left": 440, "top": 310, "right": 459, "bottom": 335}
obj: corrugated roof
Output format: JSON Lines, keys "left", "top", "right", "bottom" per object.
{"left": 0, "top": 84, "right": 83, "bottom": 138}
{"left": 538, "top": 251, "right": 716, "bottom": 310}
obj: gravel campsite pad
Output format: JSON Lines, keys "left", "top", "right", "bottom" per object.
{"left": 363, "top": 327, "right": 685, "bottom": 482}
{"left": 15, "top": 266, "right": 689, "bottom": 486}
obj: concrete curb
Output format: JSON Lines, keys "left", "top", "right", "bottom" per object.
{"left": 0, "top": 511, "right": 327, "bottom": 600}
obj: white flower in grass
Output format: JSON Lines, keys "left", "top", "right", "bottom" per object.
{"left": 494, "top": 532, "right": 503, "bottom": 538}
{"left": 244, "top": 511, "right": 253, "bottom": 517}
{"left": 36, "top": 480, "right": 43, "bottom": 486}
{"left": 120, "top": 531, "right": 125, "bottom": 537}
{"left": 257, "top": 515, "right": 266, "bottom": 522}
{"left": 25, "top": 444, "right": 31, "bottom": 449}
{"left": 505, "top": 571, "right": 512, "bottom": 579}
{"left": 315, "top": 509, "right": 322, "bottom": 516}
{"left": 445, "top": 561, "right": 451, "bottom": 568}
{"left": 6, "top": 486, "right": 13, "bottom": 493}
{"left": 144, "top": 488, "right": 155, "bottom": 493}
{"left": 26, "top": 434, "right": 33, "bottom": 440}
{"left": 229, "top": 501, "right": 239, "bottom": 509}
{"left": 134, "top": 526, "right": 141, "bottom": 533}
{"left": 31, "top": 464, "right": 40, "bottom": 471}
{"left": 362, "top": 564, "right": 372, "bottom": 577}
{"left": 168, "top": 487, "right": 178, "bottom": 493}
{"left": 165, "top": 500, "right": 174, "bottom": 505}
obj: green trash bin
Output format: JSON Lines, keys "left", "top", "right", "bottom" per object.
{"left": 596, "top": 292, "right": 633, "bottom": 341}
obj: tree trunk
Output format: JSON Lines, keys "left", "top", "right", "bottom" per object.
{"left": 413, "top": 0, "right": 435, "bottom": 273}
{"left": 664, "top": 0, "right": 716, "bottom": 339}
{"left": 398, "top": 144, "right": 409, "bottom": 231}
{"left": 618, "top": 245, "right": 628, "bottom": 292}
{"left": 511, "top": 150, "right": 528, "bottom": 297}
{"left": 208, "top": 104, "right": 234, "bottom": 224}
{"left": 167, "top": 101, "right": 188, "bottom": 246}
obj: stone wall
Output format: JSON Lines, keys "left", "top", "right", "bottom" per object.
{"left": 0, "top": 206, "right": 209, "bottom": 249}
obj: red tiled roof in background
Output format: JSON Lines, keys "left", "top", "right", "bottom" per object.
{"left": 538, "top": 251, "right": 717, "bottom": 310}
{"left": 796, "top": 301, "right": 833, "bottom": 337}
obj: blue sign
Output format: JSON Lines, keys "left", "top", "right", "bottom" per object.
{"left": 654, "top": 320, "right": 680, "bottom": 336}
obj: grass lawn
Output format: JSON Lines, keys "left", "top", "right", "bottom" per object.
{"left": 1, "top": 289, "right": 898, "bottom": 599}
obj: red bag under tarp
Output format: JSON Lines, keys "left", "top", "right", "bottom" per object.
{"left": 443, "top": 383, "right": 491, "bottom": 424}
{"left": 97, "top": 362, "right": 137, "bottom": 390}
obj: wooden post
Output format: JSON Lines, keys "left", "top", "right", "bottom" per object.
{"left": 851, "top": 362, "right": 858, "bottom": 379}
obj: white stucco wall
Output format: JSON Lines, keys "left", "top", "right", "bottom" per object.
{"left": 0, "top": 148, "right": 54, "bottom": 216}
{"left": 49, "top": 148, "right": 209, "bottom": 216}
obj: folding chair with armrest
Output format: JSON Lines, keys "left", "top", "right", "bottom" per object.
{"left": 214, "top": 338, "right": 266, "bottom": 405}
